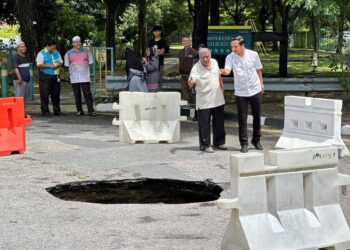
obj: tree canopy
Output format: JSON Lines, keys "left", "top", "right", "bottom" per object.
{"left": 0, "top": 0, "right": 348, "bottom": 58}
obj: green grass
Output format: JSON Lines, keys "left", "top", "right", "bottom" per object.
{"left": 257, "top": 49, "right": 342, "bottom": 77}
{"left": 167, "top": 47, "right": 342, "bottom": 77}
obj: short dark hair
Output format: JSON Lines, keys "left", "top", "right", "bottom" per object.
{"left": 231, "top": 36, "right": 245, "bottom": 45}
{"left": 46, "top": 40, "right": 57, "bottom": 46}
{"left": 152, "top": 25, "right": 162, "bottom": 31}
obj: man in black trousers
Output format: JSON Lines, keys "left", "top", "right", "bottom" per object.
{"left": 36, "top": 41, "right": 63, "bottom": 116}
{"left": 64, "top": 36, "right": 96, "bottom": 116}
{"left": 221, "top": 36, "right": 264, "bottom": 153}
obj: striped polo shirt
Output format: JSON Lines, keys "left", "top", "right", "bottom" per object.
{"left": 64, "top": 48, "right": 93, "bottom": 84}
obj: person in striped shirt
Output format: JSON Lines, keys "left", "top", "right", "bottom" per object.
{"left": 64, "top": 36, "right": 96, "bottom": 116}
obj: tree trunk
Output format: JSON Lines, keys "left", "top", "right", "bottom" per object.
{"left": 210, "top": 0, "right": 220, "bottom": 25}
{"left": 311, "top": 14, "right": 319, "bottom": 51}
{"left": 234, "top": 0, "right": 240, "bottom": 25}
{"left": 275, "top": 0, "right": 289, "bottom": 33}
{"left": 259, "top": 0, "right": 269, "bottom": 32}
{"left": 191, "top": 0, "right": 210, "bottom": 47}
{"left": 271, "top": 0, "right": 278, "bottom": 51}
{"left": 137, "top": 0, "right": 147, "bottom": 57}
{"left": 336, "top": 0, "right": 347, "bottom": 54}
{"left": 337, "top": 25, "right": 345, "bottom": 54}
{"left": 105, "top": 0, "right": 118, "bottom": 56}
{"left": 16, "top": 0, "right": 40, "bottom": 62}
{"left": 280, "top": 10, "right": 289, "bottom": 33}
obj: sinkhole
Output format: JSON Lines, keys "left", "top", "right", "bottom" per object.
{"left": 46, "top": 178, "right": 223, "bottom": 204}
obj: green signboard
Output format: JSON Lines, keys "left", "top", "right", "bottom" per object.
{"left": 207, "top": 26, "right": 252, "bottom": 55}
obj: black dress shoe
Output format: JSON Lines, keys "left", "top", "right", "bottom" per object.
{"left": 251, "top": 140, "right": 263, "bottom": 150}
{"left": 214, "top": 145, "right": 227, "bottom": 150}
{"left": 240, "top": 145, "right": 248, "bottom": 153}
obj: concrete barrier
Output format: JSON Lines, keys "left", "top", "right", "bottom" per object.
{"left": 112, "top": 91, "right": 187, "bottom": 143}
{"left": 217, "top": 147, "right": 350, "bottom": 250}
{"left": 275, "top": 96, "right": 349, "bottom": 157}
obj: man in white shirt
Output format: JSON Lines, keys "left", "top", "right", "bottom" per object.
{"left": 189, "top": 48, "right": 226, "bottom": 153}
{"left": 64, "top": 36, "right": 96, "bottom": 116}
{"left": 221, "top": 36, "right": 264, "bottom": 153}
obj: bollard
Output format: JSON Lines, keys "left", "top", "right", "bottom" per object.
{"left": 1, "top": 63, "right": 8, "bottom": 97}
{"left": 9, "top": 48, "right": 14, "bottom": 72}
{"left": 29, "top": 63, "right": 34, "bottom": 101}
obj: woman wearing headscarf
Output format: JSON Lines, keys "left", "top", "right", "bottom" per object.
{"left": 142, "top": 46, "right": 159, "bottom": 92}
{"left": 125, "top": 48, "right": 148, "bottom": 92}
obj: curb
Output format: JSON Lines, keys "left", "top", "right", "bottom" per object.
{"left": 180, "top": 107, "right": 284, "bottom": 129}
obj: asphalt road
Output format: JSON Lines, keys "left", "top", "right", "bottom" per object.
{"left": 1, "top": 113, "right": 350, "bottom": 250}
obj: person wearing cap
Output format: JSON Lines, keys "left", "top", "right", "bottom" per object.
{"left": 148, "top": 25, "right": 168, "bottom": 86}
{"left": 13, "top": 41, "right": 31, "bottom": 109}
{"left": 36, "top": 40, "right": 63, "bottom": 116}
{"left": 64, "top": 36, "right": 96, "bottom": 116}
{"left": 221, "top": 36, "right": 264, "bottom": 153}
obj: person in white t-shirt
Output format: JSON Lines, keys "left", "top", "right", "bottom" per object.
{"left": 221, "top": 36, "right": 264, "bottom": 153}
{"left": 189, "top": 48, "right": 226, "bottom": 153}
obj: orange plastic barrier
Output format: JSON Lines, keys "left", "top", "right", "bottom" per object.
{"left": 0, "top": 97, "right": 32, "bottom": 156}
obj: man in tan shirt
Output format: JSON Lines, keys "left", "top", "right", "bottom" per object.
{"left": 178, "top": 36, "right": 196, "bottom": 104}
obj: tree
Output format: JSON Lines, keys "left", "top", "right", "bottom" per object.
{"left": 137, "top": 0, "right": 147, "bottom": 57}
{"left": 16, "top": 0, "right": 41, "bottom": 61}
{"left": 187, "top": 0, "right": 210, "bottom": 47}
{"left": 303, "top": 0, "right": 334, "bottom": 51}
{"left": 104, "top": 0, "right": 130, "bottom": 59}
{"left": 221, "top": 0, "right": 253, "bottom": 25}
{"left": 259, "top": 0, "right": 270, "bottom": 31}
{"left": 0, "top": 0, "right": 17, "bottom": 25}
{"left": 335, "top": 0, "right": 350, "bottom": 53}
{"left": 275, "top": 0, "right": 305, "bottom": 33}
{"left": 210, "top": 0, "right": 220, "bottom": 25}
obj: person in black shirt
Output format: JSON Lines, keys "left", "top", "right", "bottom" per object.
{"left": 148, "top": 25, "right": 167, "bottom": 86}
{"left": 13, "top": 41, "right": 31, "bottom": 106}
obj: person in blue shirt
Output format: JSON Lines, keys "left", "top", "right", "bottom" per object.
{"left": 36, "top": 41, "right": 63, "bottom": 116}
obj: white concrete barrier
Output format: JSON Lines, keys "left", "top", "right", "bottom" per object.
{"left": 112, "top": 91, "right": 187, "bottom": 143}
{"left": 217, "top": 147, "right": 350, "bottom": 250}
{"left": 275, "top": 96, "right": 349, "bottom": 157}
